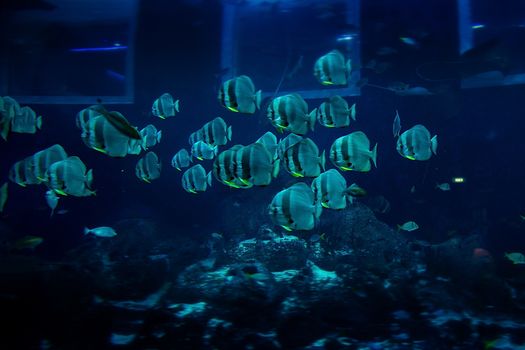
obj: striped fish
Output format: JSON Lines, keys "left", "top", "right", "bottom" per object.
{"left": 182, "top": 164, "right": 212, "bottom": 194}
{"left": 135, "top": 152, "right": 161, "bottom": 183}
{"left": 315, "top": 95, "right": 356, "bottom": 128}
{"left": 313, "top": 50, "right": 352, "bottom": 86}
{"left": 330, "top": 131, "right": 377, "bottom": 172}
{"left": 152, "top": 93, "right": 180, "bottom": 119}
{"left": 267, "top": 93, "right": 316, "bottom": 135}
{"left": 171, "top": 149, "right": 192, "bottom": 171}
{"left": 396, "top": 124, "right": 437, "bottom": 161}
{"left": 268, "top": 182, "right": 322, "bottom": 231}
{"left": 218, "top": 75, "right": 261, "bottom": 114}
{"left": 234, "top": 143, "right": 280, "bottom": 187}
{"left": 311, "top": 169, "right": 353, "bottom": 210}
{"left": 281, "top": 137, "right": 325, "bottom": 178}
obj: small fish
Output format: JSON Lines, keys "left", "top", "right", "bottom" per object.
{"left": 88, "top": 104, "right": 141, "bottom": 140}
{"left": 397, "top": 125, "right": 437, "bottom": 161}
{"left": 393, "top": 110, "right": 401, "bottom": 138}
{"left": 436, "top": 183, "right": 451, "bottom": 191}
{"left": 135, "top": 152, "right": 161, "bottom": 183}
{"left": 311, "top": 169, "right": 351, "bottom": 210}
{"left": 171, "top": 149, "right": 192, "bottom": 171}
{"left": 191, "top": 141, "right": 218, "bottom": 161}
{"left": 472, "top": 248, "right": 491, "bottom": 259}
{"left": 0, "top": 182, "right": 7, "bottom": 213}
{"left": 313, "top": 50, "right": 352, "bottom": 86}
{"left": 218, "top": 75, "right": 261, "bottom": 114}
{"left": 46, "top": 156, "right": 95, "bottom": 197}
{"left": 45, "top": 190, "right": 59, "bottom": 217}
{"left": 400, "top": 36, "right": 419, "bottom": 47}
{"left": 152, "top": 93, "right": 180, "bottom": 119}
{"left": 84, "top": 226, "right": 117, "bottom": 238}
{"left": 505, "top": 252, "right": 525, "bottom": 265}
{"left": 309, "top": 233, "right": 326, "bottom": 243}
{"left": 398, "top": 221, "right": 419, "bottom": 232}
{"left": 182, "top": 164, "right": 212, "bottom": 194}
{"left": 14, "top": 236, "right": 44, "bottom": 250}
{"left": 346, "top": 183, "right": 367, "bottom": 197}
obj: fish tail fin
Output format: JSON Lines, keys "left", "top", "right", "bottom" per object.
{"left": 431, "top": 135, "right": 438, "bottom": 155}
{"left": 84, "top": 227, "right": 90, "bottom": 235}
{"left": 157, "top": 130, "right": 162, "bottom": 143}
{"left": 346, "top": 59, "right": 352, "bottom": 77}
{"left": 255, "top": 90, "right": 262, "bottom": 110}
{"left": 272, "top": 159, "right": 280, "bottom": 178}
{"left": 174, "top": 100, "right": 180, "bottom": 113}
{"left": 308, "top": 109, "right": 317, "bottom": 131}
{"left": 37, "top": 116, "right": 43, "bottom": 129}
{"left": 1, "top": 120, "right": 10, "bottom": 141}
{"left": 371, "top": 143, "right": 378, "bottom": 168}
{"left": 349, "top": 103, "right": 356, "bottom": 121}
{"left": 227, "top": 125, "right": 232, "bottom": 141}
{"left": 213, "top": 145, "right": 218, "bottom": 156}
{"left": 320, "top": 150, "right": 326, "bottom": 171}
{"left": 86, "top": 169, "right": 94, "bottom": 188}
{"left": 207, "top": 171, "right": 213, "bottom": 187}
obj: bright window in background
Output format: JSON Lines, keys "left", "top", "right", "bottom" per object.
{"left": 220, "top": 0, "right": 361, "bottom": 100}
{"left": 458, "top": 0, "right": 525, "bottom": 88}
{"left": 0, "top": 0, "right": 138, "bottom": 104}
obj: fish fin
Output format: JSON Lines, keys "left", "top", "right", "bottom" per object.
{"left": 93, "top": 146, "right": 107, "bottom": 154}
{"left": 349, "top": 103, "right": 356, "bottom": 121}
{"left": 272, "top": 159, "right": 280, "bottom": 178}
{"left": 86, "top": 169, "right": 94, "bottom": 188}
{"left": 340, "top": 166, "right": 352, "bottom": 171}
{"left": 175, "top": 167, "right": 181, "bottom": 171}
{"left": 308, "top": 109, "right": 317, "bottom": 131}
{"left": 281, "top": 225, "right": 293, "bottom": 232}
{"left": 207, "top": 171, "right": 212, "bottom": 187}
{"left": 371, "top": 143, "right": 378, "bottom": 168}
{"left": 188, "top": 189, "right": 197, "bottom": 194}
{"left": 322, "top": 81, "right": 334, "bottom": 86}
{"left": 142, "top": 177, "right": 151, "bottom": 183}
{"left": 240, "top": 178, "right": 251, "bottom": 185}
{"left": 213, "top": 145, "right": 218, "bottom": 157}
{"left": 320, "top": 150, "right": 326, "bottom": 171}
{"left": 0, "top": 120, "right": 10, "bottom": 141}
{"left": 346, "top": 59, "right": 352, "bottom": 78}
{"left": 157, "top": 130, "right": 162, "bottom": 143}
{"left": 431, "top": 135, "right": 438, "bottom": 155}
{"left": 159, "top": 115, "right": 166, "bottom": 120}
{"left": 84, "top": 227, "right": 90, "bottom": 235}
{"left": 37, "top": 116, "right": 43, "bottom": 129}
{"left": 55, "top": 189, "right": 68, "bottom": 196}
{"left": 255, "top": 90, "right": 262, "bottom": 110}
{"left": 321, "top": 202, "right": 329, "bottom": 209}
{"left": 174, "top": 99, "right": 180, "bottom": 113}
{"left": 227, "top": 106, "right": 239, "bottom": 113}
{"left": 406, "top": 155, "right": 416, "bottom": 161}
{"left": 197, "top": 156, "right": 203, "bottom": 161}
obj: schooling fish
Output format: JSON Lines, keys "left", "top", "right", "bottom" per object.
{"left": 88, "top": 104, "right": 141, "bottom": 140}
{"left": 218, "top": 75, "right": 261, "bottom": 114}
{"left": 330, "top": 131, "right": 377, "bottom": 172}
{"left": 84, "top": 226, "right": 117, "bottom": 238}
{"left": 152, "top": 93, "right": 180, "bottom": 119}
{"left": 397, "top": 124, "right": 437, "bottom": 161}
{"left": 314, "top": 49, "right": 352, "bottom": 86}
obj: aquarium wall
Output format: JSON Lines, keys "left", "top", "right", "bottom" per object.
{"left": 0, "top": 0, "right": 138, "bottom": 104}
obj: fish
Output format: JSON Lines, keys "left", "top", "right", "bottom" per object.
{"left": 400, "top": 36, "right": 419, "bottom": 47}
{"left": 277, "top": 133, "right": 303, "bottom": 160}
{"left": 281, "top": 137, "right": 325, "bottom": 178}
{"left": 199, "top": 117, "right": 232, "bottom": 146}
{"left": 504, "top": 252, "right": 525, "bottom": 264}
{"left": 436, "top": 183, "right": 451, "bottom": 191}
{"left": 234, "top": 143, "right": 280, "bottom": 186}
{"left": 397, "top": 124, "right": 438, "bottom": 161}
{"left": 267, "top": 93, "right": 316, "bottom": 135}
{"left": 268, "top": 182, "right": 322, "bottom": 231}
{"left": 45, "top": 189, "right": 58, "bottom": 217}
{"left": 0, "top": 182, "right": 7, "bottom": 213}
{"left": 11, "top": 106, "right": 42, "bottom": 134}
{"left": 313, "top": 49, "right": 352, "bottom": 85}
{"left": 152, "top": 93, "right": 180, "bottom": 119}
{"left": 76, "top": 106, "right": 102, "bottom": 131}
{"left": 346, "top": 183, "right": 367, "bottom": 197}
{"left": 31, "top": 144, "right": 69, "bottom": 182}
{"left": 171, "top": 149, "right": 192, "bottom": 171}
{"left": 0, "top": 96, "right": 18, "bottom": 141}
{"left": 182, "top": 164, "right": 212, "bottom": 194}
{"left": 46, "top": 156, "right": 95, "bottom": 197}
{"left": 315, "top": 95, "right": 356, "bottom": 128}
{"left": 84, "top": 226, "right": 117, "bottom": 238}
{"left": 9, "top": 157, "right": 38, "bottom": 187}
{"left": 81, "top": 114, "right": 137, "bottom": 157}
{"left": 188, "top": 130, "right": 204, "bottom": 146}
{"left": 329, "top": 131, "right": 377, "bottom": 172}
{"left": 218, "top": 75, "right": 261, "bottom": 114}
{"left": 311, "top": 169, "right": 352, "bottom": 210}
{"left": 191, "top": 140, "right": 218, "bottom": 161}
{"left": 393, "top": 110, "right": 401, "bottom": 138}
{"left": 398, "top": 221, "right": 419, "bottom": 232}
{"left": 135, "top": 152, "right": 161, "bottom": 183}
{"left": 140, "top": 124, "right": 162, "bottom": 149}
{"left": 14, "top": 235, "right": 44, "bottom": 250}
{"left": 88, "top": 104, "right": 141, "bottom": 140}
{"left": 256, "top": 131, "right": 279, "bottom": 160}
{"left": 213, "top": 145, "right": 251, "bottom": 189}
